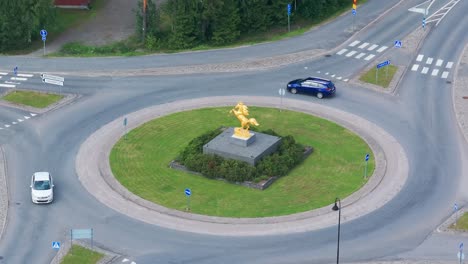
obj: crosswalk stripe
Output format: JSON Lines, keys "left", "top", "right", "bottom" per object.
{"left": 376, "top": 46, "right": 388, "bottom": 52}
{"left": 426, "top": 57, "right": 433, "bottom": 65}
{"left": 343, "top": 79, "right": 349, "bottom": 82}
{"left": 24, "top": 116, "right": 30, "bottom": 119}
{"left": 17, "top": 73, "right": 33, "bottom": 77}
{"left": 431, "top": 69, "right": 439, "bottom": 76}
{"left": 331, "top": 74, "right": 336, "bottom": 77}
{"left": 364, "top": 54, "right": 375, "bottom": 61}
{"left": 367, "top": 44, "right": 378, "bottom": 51}
{"left": 0, "top": 84, "right": 15, "bottom": 88}
{"left": 336, "top": 49, "right": 348, "bottom": 55}
{"left": 4, "top": 125, "right": 10, "bottom": 128}
{"left": 0, "top": 127, "right": 3, "bottom": 130}
{"left": 0, "top": 72, "right": 7, "bottom": 75}
{"left": 436, "top": 59, "right": 443, "bottom": 67}
{"left": 30, "top": 113, "right": 37, "bottom": 117}
{"left": 358, "top": 42, "right": 369, "bottom": 49}
{"left": 17, "top": 119, "right": 23, "bottom": 122}
{"left": 421, "top": 67, "right": 429, "bottom": 74}
{"left": 411, "top": 64, "right": 419, "bottom": 71}
{"left": 337, "top": 76, "right": 342, "bottom": 80}
{"left": 11, "top": 77, "right": 27, "bottom": 81}
{"left": 355, "top": 52, "right": 366, "bottom": 59}
{"left": 446, "top": 62, "right": 453, "bottom": 68}
{"left": 416, "top": 54, "right": 424, "bottom": 62}
{"left": 441, "top": 71, "right": 449, "bottom": 79}
{"left": 325, "top": 72, "right": 329, "bottom": 75}
{"left": 12, "top": 122, "right": 17, "bottom": 125}
{"left": 346, "top": 51, "right": 357, "bottom": 57}
{"left": 349, "top": 40, "right": 361, "bottom": 47}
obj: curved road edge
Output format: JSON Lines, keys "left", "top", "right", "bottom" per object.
{"left": 76, "top": 96, "right": 408, "bottom": 236}
{"left": 0, "top": 146, "right": 9, "bottom": 242}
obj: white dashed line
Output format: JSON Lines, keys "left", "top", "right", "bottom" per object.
{"left": 30, "top": 113, "right": 37, "bottom": 117}
{"left": 367, "top": 44, "right": 378, "bottom": 51}
{"left": 316, "top": 71, "right": 321, "bottom": 73}
{"left": 426, "top": 57, "right": 433, "bottom": 65}
{"left": 12, "top": 122, "right": 17, "bottom": 125}
{"left": 346, "top": 51, "right": 357, "bottom": 57}
{"left": 355, "top": 52, "right": 366, "bottom": 59}
{"left": 4, "top": 125, "right": 10, "bottom": 128}
{"left": 0, "top": 76, "right": 2, "bottom": 79}
{"left": 17, "top": 119, "right": 23, "bottom": 122}
{"left": 441, "top": 71, "right": 449, "bottom": 79}
{"left": 431, "top": 69, "right": 439, "bottom": 76}
{"left": 0, "top": 84, "right": 15, "bottom": 88}
{"left": 0, "top": 72, "right": 7, "bottom": 75}
{"left": 436, "top": 59, "right": 443, "bottom": 67}
{"left": 122, "top": 259, "right": 129, "bottom": 263}
{"left": 336, "top": 49, "right": 348, "bottom": 55}
{"left": 446, "top": 62, "right": 453, "bottom": 68}
{"left": 131, "top": 262, "right": 136, "bottom": 264}
{"left": 411, "top": 64, "right": 420, "bottom": 71}
{"left": 10, "top": 77, "right": 27, "bottom": 81}
{"left": 416, "top": 54, "right": 424, "bottom": 62}
{"left": 5, "top": 81, "right": 20, "bottom": 84}
{"left": 376, "top": 46, "right": 388, "bottom": 53}
{"left": 325, "top": 72, "right": 329, "bottom": 75}
{"left": 331, "top": 74, "right": 336, "bottom": 77}
{"left": 337, "top": 76, "right": 342, "bottom": 80}
{"left": 421, "top": 67, "right": 429, "bottom": 74}
{"left": 343, "top": 79, "right": 349, "bottom": 82}
{"left": 364, "top": 54, "right": 376, "bottom": 61}
{"left": 17, "top": 73, "right": 33, "bottom": 77}
{"left": 358, "top": 42, "right": 369, "bottom": 49}
{"left": 349, "top": 40, "right": 361, "bottom": 47}
{"left": 24, "top": 116, "right": 30, "bottom": 119}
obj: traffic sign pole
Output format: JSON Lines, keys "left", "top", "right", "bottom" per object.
{"left": 185, "top": 188, "right": 191, "bottom": 211}
{"left": 364, "top": 154, "right": 370, "bottom": 179}
{"left": 40, "top": 29, "right": 47, "bottom": 56}
{"left": 287, "top": 4, "right": 291, "bottom": 33}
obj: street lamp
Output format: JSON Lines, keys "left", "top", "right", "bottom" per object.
{"left": 332, "top": 198, "right": 341, "bottom": 264}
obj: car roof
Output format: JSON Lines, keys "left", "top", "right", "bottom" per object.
{"left": 33, "top": 172, "right": 50, "bottom": 181}
{"left": 305, "top": 77, "right": 332, "bottom": 84}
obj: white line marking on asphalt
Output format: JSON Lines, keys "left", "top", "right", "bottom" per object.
{"left": 416, "top": 54, "right": 424, "bottom": 62}
{"left": 317, "top": 71, "right": 321, "bottom": 73}
{"left": 367, "top": 44, "right": 378, "bottom": 51}
{"left": 358, "top": 42, "right": 369, "bottom": 49}
{"left": 0, "top": 72, "right": 7, "bottom": 75}
{"left": 349, "top": 40, "right": 360, "bottom": 47}
{"left": 337, "top": 76, "right": 342, "bottom": 80}
{"left": 431, "top": 69, "right": 439, "bottom": 76}
{"left": 17, "top": 73, "right": 33, "bottom": 77}
{"left": 441, "top": 71, "right": 449, "bottom": 79}
{"left": 30, "top": 113, "right": 37, "bottom": 117}
{"left": 122, "top": 259, "right": 129, "bottom": 263}
{"left": 17, "top": 119, "right": 23, "bottom": 122}
{"left": 5, "top": 81, "right": 20, "bottom": 84}
{"left": 343, "top": 79, "right": 349, "bottom": 82}
{"left": 331, "top": 74, "right": 336, "bottom": 77}
{"left": 346, "top": 50, "right": 357, "bottom": 57}
{"left": 0, "top": 84, "right": 15, "bottom": 88}
{"left": 10, "top": 77, "right": 27, "bottom": 81}
{"left": 446, "top": 62, "right": 453, "bottom": 68}
{"left": 24, "top": 116, "right": 30, "bottom": 119}
{"left": 355, "top": 52, "right": 366, "bottom": 59}
{"left": 336, "top": 49, "right": 348, "bottom": 55}
{"left": 325, "top": 72, "right": 329, "bottom": 75}
{"left": 12, "top": 122, "right": 17, "bottom": 125}
{"left": 376, "top": 46, "right": 388, "bottom": 52}
{"left": 421, "top": 67, "right": 429, "bottom": 74}
{"left": 411, "top": 64, "right": 420, "bottom": 71}
{"left": 4, "top": 125, "right": 9, "bottom": 128}
{"left": 130, "top": 262, "right": 136, "bottom": 264}
{"left": 304, "top": 66, "right": 308, "bottom": 69}
{"left": 436, "top": 59, "right": 443, "bottom": 67}
{"left": 364, "top": 54, "right": 376, "bottom": 61}
{"left": 0, "top": 127, "right": 3, "bottom": 130}
{"left": 0, "top": 76, "right": 2, "bottom": 79}
{"left": 426, "top": 57, "right": 433, "bottom": 64}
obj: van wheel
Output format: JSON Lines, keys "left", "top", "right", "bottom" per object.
{"left": 291, "top": 88, "right": 297, "bottom": 94}
{"left": 317, "top": 92, "right": 323, "bottom": 99}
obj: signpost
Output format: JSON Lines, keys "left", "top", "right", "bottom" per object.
{"left": 123, "top": 117, "right": 128, "bottom": 139}
{"left": 459, "top": 242, "right": 464, "bottom": 264}
{"left": 185, "top": 188, "right": 191, "bottom": 211}
{"left": 364, "top": 153, "right": 370, "bottom": 179}
{"left": 422, "top": 17, "right": 426, "bottom": 29}
{"left": 287, "top": 3, "right": 291, "bottom": 32}
{"left": 376, "top": 60, "right": 391, "bottom": 84}
{"left": 278, "top": 88, "right": 286, "bottom": 111}
{"left": 41, "top": 73, "right": 65, "bottom": 95}
{"left": 454, "top": 203, "right": 459, "bottom": 225}
{"left": 394, "top": 40, "right": 402, "bottom": 48}
{"left": 52, "top": 241, "right": 60, "bottom": 250}
{"left": 352, "top": 0, "right": 357, "bottom": 31}
{"left": 13, "top": 66, "right": 18, "bottom": 76}
{"left": 40, "top": 29, "right": 47, "bottom": 56}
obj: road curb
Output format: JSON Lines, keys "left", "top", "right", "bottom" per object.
{"left": 0, "top": 145, "right": 9, "bottom": 243}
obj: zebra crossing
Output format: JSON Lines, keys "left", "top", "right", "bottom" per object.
{"left": 410, "top": 54, "right": 453, "bottom": 79}
{"left": 0, "top": 71, "right": 34, "bottom": 88}
{"left": 0, "top": 112, "right": 37, "bottom": 131}
{"left": 336, "top": 40, "right": 388, "bottom": 61}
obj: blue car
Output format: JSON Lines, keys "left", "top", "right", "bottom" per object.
{"left": 287, "top": 77, "right": 336, "bottom": 99}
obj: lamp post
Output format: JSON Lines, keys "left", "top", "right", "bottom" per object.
{"left": 332, "top": 198, "right": 341, "bottom": 264}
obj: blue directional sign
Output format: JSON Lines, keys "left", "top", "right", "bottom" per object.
{"left": 365, "top": 154, "right": 370, "bottom": 161}
{"left": 185, "top": 188, "right": 191, "bottom": 196}
{"left": 376, "top": 60, "right": 391, "bottom": 69}
{"left": 287, "top": 3, "right": 291, "bottom": 15}
{"left": 454, "top": 203, "right": 459, "bottom": 211}
{"left": 352, "top": 8, "right": 356, "bottom": 16}
{"left": 13, "top": 66, "right": 18, "bottom": 75}
{"left": 42, "top": 36, "right": 46, "bottom": 41}
{"left": 40, "top": 29, "right": 47, "bottom": 37}
{"left": 422, "top": 17, "right": 426, "bottom": 28}
{"left": 52, "top": 241, "right": 60, "bottom": 250}
{"left": 394, "top": 40, "right": 402, "bottom": 48}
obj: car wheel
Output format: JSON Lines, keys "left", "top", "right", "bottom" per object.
{"left": 316, "top": 92, "right": 324, "bottom": 99}
{"left": 291, "top": 88, "right": 297, "bottom": 94}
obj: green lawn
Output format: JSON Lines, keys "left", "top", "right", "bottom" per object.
{"left": 449, "top": 212, "right": 468, "bottom": 231}
{"left": 359, "top": 65, "right": 398, "bottom": 88}
{"left": 2, "top": 90, "right": 63, "bottom": 108}
{"left": 61, "top": 245, "right": 103, "bottom": 264}
{"left": 110, "top": 107, "right": 375, "bottom": 217}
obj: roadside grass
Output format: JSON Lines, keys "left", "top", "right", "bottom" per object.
{"left": 61, "top": 245, "right": 103, "bottom": 264}
{"left": 2, "top": 90, "right": 63, "bottom": 108}
{"left": 449, "top": 212, "right": 468, "bottom": 231}
{"left": 110, "top": 107, "right": 375, "bottom": 218}
{"left": 359, "top": 65, "right": 398, "bottom": 88}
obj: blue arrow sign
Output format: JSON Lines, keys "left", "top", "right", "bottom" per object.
{"left": 365, "top": 154, "right": 370, "bottom": 161}
{"left": 394, "top": 40, "right": 402, "bottom": 48}
{"left": 422, "top": 17, "right": 426, "bottom": 28}
{"left": 185, "top": 188, "right": 191, "bottom": 196}
{"left": 352, "top": 9, "right": 356, "bottom": 16}
{"left": 287, "top": 3, "right": 291, "bottom": 15}
{"left": 13, "top": 66, "right": 18, "bottom": 75}
{"left": 454, "top": 203, "right": 459, "bottom": 211}
{"left": 42, "top": 36, "right": 46, "bottom": 41}
{"left": 52, "top": 241, "right": 60, "bottom": 250}
{"left": 376, "top": 60, "right": 391, "bottom": 69}
{"left": 40, "top": 29, "right": 47, "bottom": 37}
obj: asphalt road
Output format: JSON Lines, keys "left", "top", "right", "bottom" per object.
{"left": 0, "top": 0, "right": 467, "bottom": 263}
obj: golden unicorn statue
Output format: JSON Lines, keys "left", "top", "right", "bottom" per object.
{"left": 229, "top": 102, "right": 259, "bottom": 138}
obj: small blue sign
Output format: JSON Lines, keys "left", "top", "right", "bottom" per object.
{"left": 365, "top": 154, "right": 370, "bottom": 161}
{"left": 376, "top": 60, "right": 391, "bottom": 69}
{"left": 287, "top": 3, "right": 291, "bottom": 15}
{"left": 42, "top": 36, "right": 46, "bottom": 41}
{"left": 461, "top": 242, "right": 464, "bottom": 251}
{"left": 13, "top": 66, "right": 18, "bottom": 75}
{"left": 40, "top": 29, "right": 47, "bottom": 37}
{"left": 454, "top": 203, "right": 458, "bottom": 211}
{"left": 422, "top": 17, "right": 426, "bottom": 28}
{"left": 52, "top": 241, "right": 60, "bottom": 250}
{"left": 394, "top": 40, "right": 402, "bottom": 48}
{"left": 124, "top": 117, "right": 127, "bottom": 126}
{"left": 185, "top": 188, "right": 191, "bottom": 196}
{"left": 352, "top": 9, "right": 356, "bottom": 16}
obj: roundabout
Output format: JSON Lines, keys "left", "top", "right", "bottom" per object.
{"left": 76, "top": 96, "right": 408, "bottom": 236}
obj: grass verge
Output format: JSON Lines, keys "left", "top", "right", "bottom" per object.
{"left": 2, "top": 90, "right": 63, "bottom": 108}
{"left": 449, "top": 212, "right": 468, "bottom": 231}
{"left": 110, "top": 107, "right": 375, "bottom": 218}
{"left": 61, "top": 245, "right": 103, "bottom": 264}
{"left": 359, "top": 65, "right": 398, "bottom": 88}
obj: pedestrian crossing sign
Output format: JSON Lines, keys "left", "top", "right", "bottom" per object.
{"left": 52, "top": 241, "right": 60, "bottom": 250}
{"left": 394, "top": 40, "right": 402, "bottom": 48}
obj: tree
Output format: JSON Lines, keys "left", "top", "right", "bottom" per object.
{"left": 211, "top": 0, "right": 240, "bottom": 45}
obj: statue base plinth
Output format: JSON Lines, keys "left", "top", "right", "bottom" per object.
{"left": 230, "top": 131, "right": 256, "bottom": 147}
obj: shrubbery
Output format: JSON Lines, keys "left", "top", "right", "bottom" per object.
{"left": 177, "top": 127, "right": 307, "bottom": 182}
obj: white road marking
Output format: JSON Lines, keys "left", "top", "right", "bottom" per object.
{"left": 30, "top": 113, "right": 37, "bottom": 117}
{"left": 346, "top": 50, "right": 357, "bottom": 57}
{"left": 0, "top": 76, "right": 2, "bottom": 79}
{"left": 0, "top": 127, "right": 3, "bottom": 130}
{"left": 122, "top": 259, "right": 129, "bottom": 263}
{"left": 411, "top": 64, "right": 420, "bottom": 71}
{"left": 316, "top": 71, "right": 321, "bottom": 73}
{"left": 24, "top": 116, "right": 30, "bottom": 119}
{"left": 416, "top": 54, "right": 424, "bottom": 62}
{"left": 349, "top": 40, "right": 361, "bottom": 47}
{"left": 426, "top": 57, "right": 433, "bottom": 64}
{"left": 364, "top": 54, "right": 376, "bottom": 61}
{"left": 17, "top": 119, "right": 23, "bottom": 122}
{"left": 343, "top": 79, "right": 349, "bottom": 82}
{"left": 337, "top": 49, "right": 348, "bottom": 55}
{"left": 12, "top": 122, "right": 17, "bottom": 125}
{"left": 355, "top": 52, "right": 366, "bottom": 59}
{"left": 436, "top": 59, "right": 443, "bottom": 67}
{"left": 441, "top": 71, "right": 449, "bottom": 78}
{"left": 0, "top": 72, "right": 7, "bottom": 75}
{"left": 367, "top": 44, "right": 378, "bottom": 51}
{"left": 431, "top": 69, "right": 439, "bottom": 76}
{"left": 337, "top": 76, "right": 342, "bottom": 80}
{"left": 446, "top": 62, "right": 453, "bottom": 68}
{"left": 17, "top": 73, "right": 33, "bottom": 77}
{"left": 331, "top": 74, "right": 336, "bottom": 77}
{"left": 5, "top": 81, "right": 20, "bottom": 84}
{"left": 325, "top": 72, "right": 329, "bottom": 75}
{"left": 0, "top": 84, "right": 15, "bottom": 88}
{"left": 421, "top": 67, "right": 429, "bottom": 74}
{"left": 131, "top": 262, "right": 136, "bottom": 264}
{"left": 304, "top": 66, "right": 308, "bottom": 69}
{"left": 4, "top": 125, "right": 10, "bottom": 128}
{"left": 376, "top": 46, "right": 388, "bottom": 52}
{"left": 358, "top": 42, "right": 370, "bottom": 49}
{"left": 10, "top": 77, "right": 27, "bottom": 81}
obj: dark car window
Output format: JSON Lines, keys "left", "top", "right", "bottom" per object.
{"left": 34, "top": 180, "right": 51, "bottom": 190}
